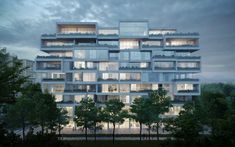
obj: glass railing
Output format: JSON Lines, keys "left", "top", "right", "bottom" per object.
{"left": 177, "top": 89, "right": 199, "bottom": 93}
{"left": 164, "top": 32, "right": 199, "bottom": 36}
{"left": 177, "top": 67, "right": 200, "bottom": 70}
{"left": 172, "top": 78, "right": 199, "bottom": 82}
{"left": 37, "top": 56, "right": 72, "bottom": 59}
{"left": 42, "top": 78, "right": 65, "bottom": 81}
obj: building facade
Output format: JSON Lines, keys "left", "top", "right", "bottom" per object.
{"left": 35, "top": 20, "right": 201, "bottom": 128}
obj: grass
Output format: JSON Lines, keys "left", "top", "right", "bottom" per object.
{"left": 65, "top": 140, "right": 164, "bottom": 147}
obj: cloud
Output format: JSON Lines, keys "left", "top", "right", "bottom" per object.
{"left": 0, "top": 0, "right": 235, "bottom": 82}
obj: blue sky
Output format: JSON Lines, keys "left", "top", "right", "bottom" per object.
{"left": 0, "top": 0, "right": 235, "bottom": 82}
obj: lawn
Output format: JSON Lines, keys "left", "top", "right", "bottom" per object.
{"left": 66, "top": 140, "right": 164, "bottom": 147}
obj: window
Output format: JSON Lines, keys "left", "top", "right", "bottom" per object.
{"left": 83, "top": 73, "right": 96, "bottom": 82}
{"left": 120, "top": 21, "right": 148, "bottom": 37}
{"left": 130, "top": 52, "right": 150, "bottom": 60}
{"left": 119, "top": 52, "right": 129, "bottom": 60}
{"left": 120, "top": 39, "right": 139, "bottom": 49}
{"left": 99, "top": 62, "right": 119, "bottom": 71}
{"left": 74, "top": 50, "right": 108, "bottom": 60}
{"left": 119, "top": 84, "right": 130, "bottom": 93}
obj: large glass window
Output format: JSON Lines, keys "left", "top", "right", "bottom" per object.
{"left": 83, "top": 73, "right": 96, "bottom": 82}
{"left": 130, "top": 52, "right": 150, "bottom": 60}
{"left": 120, "top": 39, "right": 139, "bottom": 49}
{"left": 98, "top": 41, "right": 118, "bottom": 47}
{"left": 100, "top": 84, "right": 119, "bottom": 93}
{"left": 177, "top": 62, "right": 200, "bottom": 69}
{"left": 154, "top": 61, "right": 175, "bottom": 69}
{"left": 74, "top": 50, "right": 108, "bottom": 60}
{"left": 119, "top": 52, "right": 129, "bottom": 60}
{"left": 120, "top": 21, "right": 148, "bottom": 37}
{"left": 119, "top": 84, "right": 130, "bottom": 93}
{"left": 99, "top": 62, "right": 119, "bottom": 71}
{"left": 119, "top": 73, "right": 141, "bottom": 81}
{"left": 98, "top": 73, "right": 118, "bottom": 81}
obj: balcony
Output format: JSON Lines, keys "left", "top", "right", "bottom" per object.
{"left": 98, "top": 33, "right": 119, "bottom": 39}
{"left": 164, "top": 32, "right": 199, "bottom": 38}
{"left": 37, "top": 66, "right": 61, "bottom": 70}
{"left": 97, "top": 78, "right": 118, "bottom": 82}
{"left": 64, "top": 89, "right": 96, "bottom": 93}
{"left": 41, "top": 33, "right": 56, "bottom": 39}
{"left": 154, "top": 67, "right": 175, "bottom": 70}
{"left": 149, "top": 34, "right": 164, "bottom": 39}
{"left": 142, "top": 44, "right": 163, "bottom": 49}
{"left": 41, "top": 45, "right": 74, "bottom": 50}
{"left": 164, "top": 44, "right": 199, "bottom": 51}
{"left": 177, "top": 67, "right": 200, "bottom": 71}
{"left": 42, "top": 78, "right": 65, "bottom": 82}
{"left": 177, "top": 89, "right": 199, "bottom": 93}
{"left": 172, "top": 78, "right": 199, "bottom": 82}
{"left": 37, "top": 56, "right": 72, "bottom": 59}
{"left": 119, "top": 66, "right": 151, "bottom": 70}
{"left": 56, "top": 32, "right": 97, "bottom": 38}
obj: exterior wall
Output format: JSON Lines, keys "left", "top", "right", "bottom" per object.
{"left": 35, "top": 20, "right": 201, "bottom": 128}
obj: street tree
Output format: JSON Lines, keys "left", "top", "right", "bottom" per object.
{"left": 103, "top": 99, "right": 128, "bottom": 143}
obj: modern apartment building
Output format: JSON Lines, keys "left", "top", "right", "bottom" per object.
{"left": 35, "top": 20, "right": 201, "bottom": 128}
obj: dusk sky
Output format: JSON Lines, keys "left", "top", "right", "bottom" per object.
{"left": 0, "top": 0, "right": 235, "bottom": 83}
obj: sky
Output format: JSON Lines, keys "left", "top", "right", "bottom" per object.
{"left": 0, "top": 0, "right": 235, "bottom": 83}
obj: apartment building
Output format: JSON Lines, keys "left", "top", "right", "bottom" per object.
{"left": 35, "top": 20, "right": 201, "bottom": 128}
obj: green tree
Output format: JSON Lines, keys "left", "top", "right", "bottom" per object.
{"left": 54, "top": 108, "right": 69, "bottom": 136}
{"left": 0, "top": 48, "right": 27, "bottom": 103}
{"left": 31, "top": 91, "right": 58, "bottom": 134}
{"left": 89, "top": 106, "right": 103, "bottom": 141}
{"left": 103, "top": 99, "right": 128, "bottom": 143}
{"left": 6, "top": 96, "right": 34, "bottom": 140}
{"left": 148, "top": 89, "right": 171, "bottom": 140}
{"left": 130, "top": 97, "right": 147, "bottom": 141}
{"left": 165, "top": 102, "right": 203, "bottom": 144}
{"left": 74, "top": 98, "right": 94, "bottom": 141}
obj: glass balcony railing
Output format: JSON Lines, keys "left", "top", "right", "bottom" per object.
{"left": 37, "top": 56, "right": 72, "bottom": 59}
{"left": 98, "top": 33, "right": 119, "bottom": 37}
{"left": 177, "top": 89, "right": 199, "bottom": 93}
{"left": 177, "top": 67, "right": 200, "bottom": 70}
{"left": 152, "top": 55, "right": 201, "bottom": 59}
{"left": 119, "top": 66, "right": 151, "bottom": 70}
{"left": 154, "top": 67, "right": 175, "bottom": 70}
{"left": 164, "top": 32, "right": 199, "bottom": 36}
{"left": 172, "top": 78, "right": 199, "bottom": 82}
{"left": 42, "top": 78, "right": 65, "bottom": 82}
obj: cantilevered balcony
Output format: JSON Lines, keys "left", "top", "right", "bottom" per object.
{"left": 42, "top": 78, "right": 65, "bottom": 83}
{"left": 164, "top": 32, "right": 199, "bottom": 39}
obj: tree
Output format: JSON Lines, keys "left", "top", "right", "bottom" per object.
{"left": 6, "top": 96, "right": 34, "bottom": 140}
{"left": 54, "top": 108, "right": 69, "bottom": 136}
{"left": 103, "top": 99, "right": 128, "bottom": 143}
{"left": 0, "top": 48, "right": 27, "bottom": 103}
{"left": 31, "top": 91, "right": 59, "bottom": 134}
{"left": 165, "top": 102, "right": 203, "bottom": 144}
{"left": 89, "top": 106, "right": 103, "bottom": 141}
{"left": 130, "top": 97, "right": 147, "bottom": 141}
{"left": 74, "top": 98, "right": 95, "bottom": 141}
{"left": 148, "top": 89, "right": 171, "bottom": 140}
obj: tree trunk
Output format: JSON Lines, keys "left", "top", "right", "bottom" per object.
{"left": 148, "top": 124, "right": 151, "bottom": 141}
{"left": 22, "top": 118, "right": 25, "bottom": 140}
{"left": 58, "top": 123, "right": 61, "bottom": 136}
{"left": 94, "top": 123, "right": 97, "bottom": 141}
{"left": 85, "top": 127, "right": 88, "bottom": 141}
{"left": 157, "top": 122, "right": 159, "bottom": 141}
{"left": 41, "top": 123, "right": 44, "bottom": 135}
{"left": 139, "top": 122, "right": 142, "bottom": 141}
{"left": 112, "top": 123, "right": 115, "bottom": 144}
